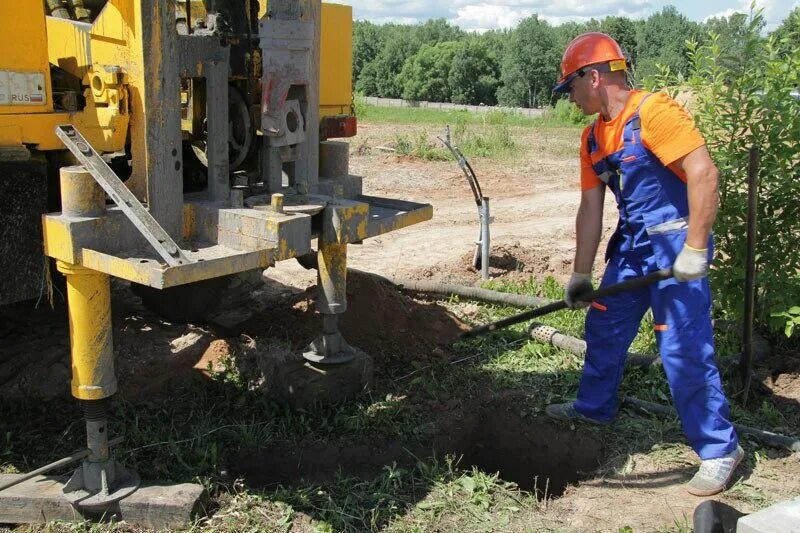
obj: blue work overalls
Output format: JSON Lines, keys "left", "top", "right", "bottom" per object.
{"left": 573, "top": 95, "right": 738, "bottom": 460}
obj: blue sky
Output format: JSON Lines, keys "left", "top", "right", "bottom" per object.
{"left": 335, "top": 0, "right": 796, "bottom": 32}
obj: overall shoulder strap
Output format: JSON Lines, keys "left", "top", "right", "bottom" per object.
{"left": 629, "top": 92, "right": 654, "bottom": 131}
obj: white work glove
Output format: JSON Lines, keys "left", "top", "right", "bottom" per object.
{"left": 565, "top": 272, "right": 593, "bottom": 309}
{"left": 673, "top": 244, "right": 709, "bottom": 282}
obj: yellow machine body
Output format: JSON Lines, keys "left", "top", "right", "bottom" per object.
{"left": 0, "top": 0, "right": 352, "bottom": 154}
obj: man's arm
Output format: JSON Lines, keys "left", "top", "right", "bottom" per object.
{"left": 672, "top": 145, "right": 719, "bottom": 249}
{"left": 573, "top": 185, "right": 605, "bottom": 273}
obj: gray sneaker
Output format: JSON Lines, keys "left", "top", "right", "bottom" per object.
{"left": 686, "top": 445, "right": 744, "bottom": 496}
{"left": 545, "top": 402, "right": 608, "bottom": 425}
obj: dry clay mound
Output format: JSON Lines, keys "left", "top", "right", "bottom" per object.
{"left": 414, "top": 241, "right": 576, "bottom": 284}
{"left": 250, "top": 270, "right": 469, "bottom": 365}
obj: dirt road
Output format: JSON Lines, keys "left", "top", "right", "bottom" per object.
{"left": 267, "top": 122, "right": 616, "bottom": 290}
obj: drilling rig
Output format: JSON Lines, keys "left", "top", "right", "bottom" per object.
{"left": 0, "top": 0, "right": 431, "bottom": 524}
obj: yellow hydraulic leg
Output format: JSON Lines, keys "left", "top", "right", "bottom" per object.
{"left": 56, "top": 261, "right": 117, "bottom": 401}
{"left": 55, "top": 166, "right": 138, "bottom": 507}
{"left": 304, "top": 241, "right": 356, "bottom": 364}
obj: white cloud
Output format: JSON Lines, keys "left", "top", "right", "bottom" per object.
{"left": 703, "top": 0, "right": 794, "bottom": 31}
{"left": 342, "top": 0, "right": 796, "bottom": 32}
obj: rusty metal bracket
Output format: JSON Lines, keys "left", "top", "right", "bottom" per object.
{"left": 55, "top": 125, "right": 192, "bottom": 266}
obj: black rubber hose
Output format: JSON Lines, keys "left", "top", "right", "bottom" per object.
{"left": 623, "top": 396, "right": 800, "bottom": 452}
{"left": 350, "top": 269, "right": 552, "bottom": 309}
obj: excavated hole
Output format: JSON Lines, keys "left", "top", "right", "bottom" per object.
{"left": 228, "top": 402, "right": 604, "bottom": 499}
{"left": 461, "top": 411, "right": 604, "bottom": 496}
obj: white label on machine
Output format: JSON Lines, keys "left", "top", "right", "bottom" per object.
{"left": 4, "top": 71, "right": 46, "bottom": 105}
{"left": 0, "top": 71, "right": 9, "bottom": 105}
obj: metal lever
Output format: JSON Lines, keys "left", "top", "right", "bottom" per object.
{"left": 462, "top": 269, "right": 673, "bottom": 338}
{"left": 55, "top": 125, "right": 192, "bottom": 267}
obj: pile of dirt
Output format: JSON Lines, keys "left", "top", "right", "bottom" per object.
{"left": 248, "top": 270, "right": 468, "bottom": 367}
{"left": 413, "top": 241, "right": 575, "bottom": 284}
{"left": 756, "top": 352, "right": 800, "bottom": 424}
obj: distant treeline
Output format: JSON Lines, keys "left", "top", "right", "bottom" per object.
{"left": 353, "top": 6, "right": 800, "bottom": 108}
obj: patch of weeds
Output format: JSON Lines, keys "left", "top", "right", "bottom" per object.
{"left": 451, "top": 115, "right": 518, "bottom": 159}
{"left": 541, "top": 99, "right": 594, "bottom": 126}
{"left": 384, "top": 456, "right": 539, "bottom": 533}
{"left": 394, "top": 131, "right": 449, "bottom": 161}
{"left": 355, "top": 102, "right": 538, "bottom": 127}
{"left": 727, "top": 479, "right": 773, "bottom": 509}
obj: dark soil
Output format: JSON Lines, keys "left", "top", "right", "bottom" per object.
{"left": 228, "top": 393, "right": 605, "bottom": 498}
{"left": 247, "top": 270, "right": 468, "bottom": 369}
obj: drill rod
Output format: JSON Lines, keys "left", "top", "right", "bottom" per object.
{"left": 462, "top": 268, "right": 673, "bottom": 339}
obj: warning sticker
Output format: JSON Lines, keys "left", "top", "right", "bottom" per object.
{"left": 0, "top": 71, "right": 46, "bottom": 106}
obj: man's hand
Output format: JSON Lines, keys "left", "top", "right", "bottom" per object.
{"left": 673, "top": 244, "right": 708, "bottom": 281}
{"left": 565, "top": 272, "right": 593, "bottom": 309}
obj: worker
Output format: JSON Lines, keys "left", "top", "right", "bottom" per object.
{"left": 545, "top": 32, "right": 742, "bottom": 497}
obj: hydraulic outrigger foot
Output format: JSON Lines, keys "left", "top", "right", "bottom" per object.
{"left": 62, "top": 400, "right": 140, "bottom": 509}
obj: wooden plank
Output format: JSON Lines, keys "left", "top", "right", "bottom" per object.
{"left": 0, "top": 474, "right": 207, "bottom": 528}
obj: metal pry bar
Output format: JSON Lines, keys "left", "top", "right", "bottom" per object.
{"left": 55, "top": 125, "right": 192, "bottom": 266}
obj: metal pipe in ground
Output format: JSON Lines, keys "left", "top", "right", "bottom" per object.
{"left": 741, "top": 145, "right": 759, "bottom": 404}
{"left": 479, "top": 197, "right": 490, "bottom": 280}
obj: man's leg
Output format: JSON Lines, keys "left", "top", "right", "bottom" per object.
{"left": 650, "top": 276, "right": 741, "bottom": 495}
{"left": 571, "top": 255, "right": 650, "bottom": 422}
{"left": 650, "top": 276, "right": 738, "bottom": 458}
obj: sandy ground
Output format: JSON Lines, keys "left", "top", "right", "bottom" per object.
{"left": 346, "top": 122, "right": 615, "bottom": 281}
{"left": 2, "top": 121, "right": 798, "bottom": 532}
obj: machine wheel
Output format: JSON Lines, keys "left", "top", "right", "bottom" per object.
{"left": 191, "top": 84, "right": 254, "bottom": 171}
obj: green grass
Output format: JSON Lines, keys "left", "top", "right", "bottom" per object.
{"left": 393, "top": 120, "right": 519, "bottom": 161}
{"left": 355, "top": 102, "right": 587, "bottom": 130}
{"left": 2, "top": 275, "right": 796, "bottom": 532}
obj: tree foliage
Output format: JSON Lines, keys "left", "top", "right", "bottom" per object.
{"left": 352, "top": 6, "right": 798, "bottom": 112}
{"left": 772, "top": 7, "right": 800, "bottom": 59}
{"left": 398, "top": 41, "right": 462, "bottom": 102}
{"left": 497, "top": 15, "right": 560, "bottom": 108}
{"left": 635, "top": 6, "right": 702, "bottom": 82}
{"left": 649, "top": 8, "right": 800, "bottom": 340}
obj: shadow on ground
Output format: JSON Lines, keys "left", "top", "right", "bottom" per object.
{"left": 0, "top": 273, "right": 794, "bottom": 531}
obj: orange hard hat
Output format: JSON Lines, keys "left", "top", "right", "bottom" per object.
{"left": 553, "top": 32, "right": 627, "bottom": 93}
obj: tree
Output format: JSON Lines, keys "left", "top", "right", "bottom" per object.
{"left": 352, "top": 21, "right": 383, "bottom": 85}
{"left": 397, "top": 41, "right": 462, "bottom": 102}
{"left": 497, "top": 15, "right": 560, "bottom": 108}
{"left": 355, "top": 26, "right": 421, "bottom": 98}
{"left": 703, "top": 12, "right": 763, "bottom": 72}
{"left": 449, "top": 40, "right": 500, "bottom": 105}
{"left": 415, "top": 18, "right": 464, "bottom": 44}
{"left": 636, "top": 6, "right": 702, "bottom": 83}
{"left": 771, "top": 7, "right": 800, "bottom": 59}
{"left": 601, "top": 16, "right": 640, "bottom": 65}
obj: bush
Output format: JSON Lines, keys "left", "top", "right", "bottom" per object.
{"left": 353, "top": 93, "right": 368, "bottom": 118}
{"left": 394, "top": 131, "right": 449, "bottom": 161}
{"left": 649, "top": 8, "right": 800, "bottom": 342}
{"left": 452, "top": 115, "right": 517, "bottom": 158}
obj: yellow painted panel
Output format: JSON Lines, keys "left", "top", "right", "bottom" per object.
{"left": 320, "top": 3, "right": 352, "bottom": 112}
{"left": 0, "top": 2, "right": 54, "bottom": 114}
{"left": 0, "top": 111, "right": 128, "bottom": 151}
{"left": 42, "top": 216, "right": 79, "bottom": 264}
{"left": 46, "top": 17, "right": 93, "bottom": 81}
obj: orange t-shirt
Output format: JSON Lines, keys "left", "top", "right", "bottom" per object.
{"left": 580, "top": 90, "right": 706, "bottom": 191}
